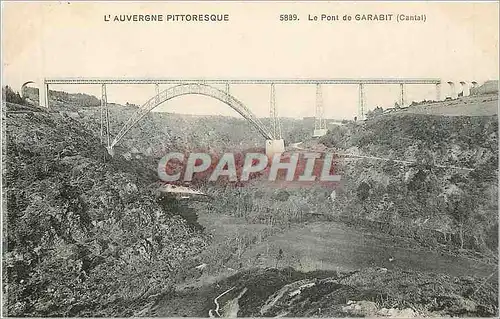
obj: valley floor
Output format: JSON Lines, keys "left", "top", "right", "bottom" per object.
{"left": 151, "top": 210, "right": 498, "bottom": 317}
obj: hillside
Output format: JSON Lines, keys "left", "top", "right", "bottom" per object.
{"left": 47, "top": 107, "right": 312, "bottom": 160}
{"left": 471, "top": 80, "right": 499, "bottom": 96}
{"left": 3, "top": 102, "right": 208, "bottom": 316}
{"left": 319, "top": 99, "right": 498, "bottom": 256}
{"left": 153, "top": 267, "right": 498, "bottom": 317}
{"left": 4, "top": 88, "right": 498, "bottom": 318}
{"left": 399, "top": 93, "right": 498, "bottom": 117}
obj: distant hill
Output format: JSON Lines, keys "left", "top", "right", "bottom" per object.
{"left": 362, "top": 80, "right": 498, "bottom": 118}
{"left": 400, "top": 94, "right": 497, "bottom": 117}
{"left": 24, "top": 86, "right": 101, "bottom": 107}
{"left": 471, "top": 80, "right": 499, "bottom": 96}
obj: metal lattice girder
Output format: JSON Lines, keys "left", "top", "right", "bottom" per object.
{"left": 225, "top": 82, "right": 230, "bottom": 103}
{"left": 45, "top": 77, "right": 442, "bottom": 85}
{"left": 459, "top": 81, "right": 467, "bottom": 96}
{"left": 269, "top": 84, "right": 283, "bottom": 139}
{"left": 447, "top": 81, "right": 456, "bottom": 98}
{"left": 358, "top": 83, "right": 365, "bottom": 120}
{"left": 155, "top": 83, "right": 160, "bottom": 103}
{"left": 110, "top": 83, "right": 274, "bottom": 149}
{"left": 100, "top": 84, "right": 110, "bottom": 147}
{"left": 100, "top": 84, "right": 105, "bottom": 144}
{"left": 270, "top": 83, "right": 278, "bottom": 139}
{"left": 43, "top": 83, "right": 49, "bottom": 108}
{"left": 315, "top": 83, "right": 325, "bottom": 130}
{"left": 277, "top": 113, "right": 282, "bottom": 140}
{"left": 400, "top": 83, "right": 405, "bottom": 107}
{"left": 100, "top": 95, "right": 104, "bottom": 143}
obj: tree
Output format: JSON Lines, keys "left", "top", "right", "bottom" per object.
{"left": 447, "top": 190, "right": 476, "bottom": 249}
{"left": 366, "top": 106, "right": 384, "bottom": 119}
{"left": 357, "top": 181, "right": 370, "bottom": 201}
{"left": 3, "top": 86, "right": 25, "bottom": 105}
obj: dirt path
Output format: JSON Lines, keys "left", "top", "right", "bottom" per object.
{"left": 289, "top": 142, "right": 474, "bottom": 171}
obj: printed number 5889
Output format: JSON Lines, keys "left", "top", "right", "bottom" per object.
{"left": 280, "top": 14, "right": 299, "bottom": 21}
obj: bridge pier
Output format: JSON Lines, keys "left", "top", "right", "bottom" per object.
{"left": 399, "top": 83, "right": 405, "bottom": 107}
{"left": 459, "top": 81, "right": 468, "bottom": 96}
{"left": 269, "top": 83, "right": 282, "bottom": 139}
{"left": 435, "top": 83, "right": 441, "bottom": 101}
{"left": 358, "top": 84, "right": 365, "bottom": 120}
{"left": 447, "top": 81, "right": 456, "bottom": 99}
{"left": 106, "top": 146, "right": 115, "bottom": 157}
{"left": 313, "top": 83, "right": 327, "bottom": 137}
{"left": 155, "top": 83, "right": 160, "bottom": 103}
{"left": 265, "top": 139, "right": 285, "bottom": 157}
{"left": 100, "top": 84, "right": 110, "bottom": 146}
{"left": 470, "top": 81, "right": 478, "bottom": 95}
{"left": 270, "top": 83, "right": 277, "bottom": 137}
{"left": 39, "top": 80, "right": 49, "bottom": 108}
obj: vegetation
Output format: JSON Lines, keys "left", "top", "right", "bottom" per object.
{"left": 365, "top": 106, "right": 384, "bottom": 119}
{"left": 3, "top": 86, "right": 25, "bottom": 105}
{"left": 4, "top": 105, "right": 208, "bottom": 316}
{"left": 4, "top": 88, "right": 498, "bottom": 317}
{"left": 319, "top": 113, "right": 498, "bottom": 256}
{"left": 154, "top": 267, "right": 498, "bottom": 317}
{"left": 23, "top": 87, "right": 100, "bottom": 108}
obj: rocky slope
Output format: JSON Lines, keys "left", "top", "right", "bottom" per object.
{"left": 152, "top": 267, "right": 498, "bottom": 317}
{"left": 4, "top": 102, "right": 208, "bottom": 316}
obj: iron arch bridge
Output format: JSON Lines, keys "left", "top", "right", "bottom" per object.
{"left": 108, "top": 83, "right": 274, "bottom": 150}
{"left": 37, "top": 76, "right": 460, "bottom": 153}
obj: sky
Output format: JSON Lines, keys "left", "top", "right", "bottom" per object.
{"left": 2, "top": 1, "right": 499, "bottom": 119}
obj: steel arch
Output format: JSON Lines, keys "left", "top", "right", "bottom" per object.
{"left": 109, "top": 83, "right": 274, "bottom": 149}
{"left": 20, "top": 81, "right": 35, "bottom": 98}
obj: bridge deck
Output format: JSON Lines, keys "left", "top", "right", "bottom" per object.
{"left": 44, "top": 77, "right": 441, "bottom": 85}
